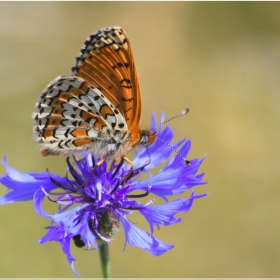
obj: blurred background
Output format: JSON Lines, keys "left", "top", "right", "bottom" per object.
{"left": 0, "top": 2, "right": 280, "bottom": 278}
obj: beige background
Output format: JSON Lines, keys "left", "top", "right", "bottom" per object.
{"left": 0, "top": 2, "right": 280, "bottom": 278}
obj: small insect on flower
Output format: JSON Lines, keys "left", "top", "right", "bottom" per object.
{"left": 32, "top": 26, "right": 190, "bottom": 176}
{"left": 72, "top": 235, "right": 86, "bottom": 248}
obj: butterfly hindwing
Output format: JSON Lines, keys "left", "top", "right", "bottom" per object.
{"left": 34, "top": 75, "right": 128, "bottom": 156}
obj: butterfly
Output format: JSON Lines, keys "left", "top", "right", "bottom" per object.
{"left": 33, "top": 26, "right": 157, "bottom": 168}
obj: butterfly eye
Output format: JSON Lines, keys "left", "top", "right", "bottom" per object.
{"left": 139, "top": 130, "right": 152, "bottom": 146}
{"left": 140, "top": 135, "right": 149, "bottom": 145}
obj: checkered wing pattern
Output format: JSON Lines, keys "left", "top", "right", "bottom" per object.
{"left": 33, "top": 27, "right": 143, "bottom": 158}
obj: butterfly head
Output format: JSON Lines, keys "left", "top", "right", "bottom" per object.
{"left": 139, "top": 129, "right": 157, "bottom": 147}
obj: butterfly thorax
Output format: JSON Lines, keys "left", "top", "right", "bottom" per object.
{"left": 94, "top": 128, "right": 156, "bottom": 159}
{"left": 107, "top": 128, "right": 156, "bottom": 159}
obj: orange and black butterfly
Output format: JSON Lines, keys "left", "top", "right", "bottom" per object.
{"left": 33, "top": 27, "right": 156, "bottom": 163}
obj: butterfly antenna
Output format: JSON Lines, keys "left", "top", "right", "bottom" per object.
{"left": 156, "top": 135, "right": 191, "bottom": 166}
{"left": 152, "top": 108, "right": 189, "bottom": 131}
{"left": 149, "top": 108, "right": 191, "bottom": 165}
{"left": 145, "top": 146, "right": 152, "bottom": 166}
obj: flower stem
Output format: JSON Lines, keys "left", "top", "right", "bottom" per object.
{"left": 99, "top": 242, "right": 111, "bottom": 278}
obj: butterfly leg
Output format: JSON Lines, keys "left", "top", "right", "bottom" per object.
{"left": 122, "top": 156, "right": 134, "bottom": 185}
{"left": 78, "top": 156, "right": 107, "bottom": 188}
{"left": 93, "top": 156, "right": 107, "bottom": 171}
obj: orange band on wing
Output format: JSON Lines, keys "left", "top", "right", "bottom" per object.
{"left": 43, "top": 129, "right": 53, "bottom": 139}
{"left": 73, "top": 138, "right": 93, "bottom": 146}
{"left": 48, "top": 118, "right": 63, "bottom": 127}
{"left": 70, "top": 87, "right": 82, "bottom": 97}
{"left": 71, "top": 129, "right": 88, "bottom": 138}
{"left": 80, "top": 111, "right": 106, "bottom": 130}
{"left": 81, "top": 111, "right": 97, "bottom": 120}
{"left": 100, "top": 104, "right": 114, "bottom": 119}
{"left": 51, "top": 108, "right": 64, "bottom": 117}
{"left": 58, "top": 92, "right": 72, "bottom": 102}
{"left": 51, "top": 98, "right": 64, "bottom": 107}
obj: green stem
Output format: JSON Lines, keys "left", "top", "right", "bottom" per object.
{"left": 99, "top": 242, "right": 111, "bottom": 278}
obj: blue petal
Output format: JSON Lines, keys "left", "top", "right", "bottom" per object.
{"left": 128, "top": 158, "right": 207, "bottom": 200}
{"left": 149, "top": 112, "right": 157, "bottom": 130}
{"left": 140, "top": 190, "right": 208, "bottom": 233}
{"left": 134, "top": 134, "right": 185, "bottom": 171}
{"left": 34, "top": 190, "right": 93, "bottom": 235}
{"left": 35, "top": 191, "right": 98, "bottom": 248}
{"left": 132, "top": 136, "right": 207, "bottom": 200}
{"left": 132, "top": 143, "right": 206, "bottom": 198}
{"left": 139, "top": 199, "right": 187, "bottom": 233}
{"left": 166, "top": 139, "right": 192, "bottom": 168}
{"left": 116, "top": 212, "right": 174, "bottom": 256}
{"left": 62, "top": 237, "right": 79, "bottom": 277}
{"left": 0, "top": 175, "right": 62, "bottom": 205}
{"left": 0, "top": 156, "right": 67, "bottom": 204}
{"left": 34, "top": 191, "right": 97, "bottom": 277}
{"left": 38, "top": 224, "right": 79, "bottom": 277}
{"left": 33, "top": 190, "right": 49, "bottom": 218}
{"left": 1, "top": 155, "right": 37, "bottom": 182}
{"left": 134, "top": 113, "right": 185, "bottom": 170}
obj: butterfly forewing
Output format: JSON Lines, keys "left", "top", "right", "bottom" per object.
{"left": 71, "top": 26, "right": 142, "bottom": 130}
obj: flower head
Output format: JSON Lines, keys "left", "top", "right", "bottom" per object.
{"left": 0, "top": 113, "right": 207, "bottom": 276}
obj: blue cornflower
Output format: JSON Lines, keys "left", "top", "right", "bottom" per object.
{"left": 0, "top": 113, "right": 207, "bottom": 276}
